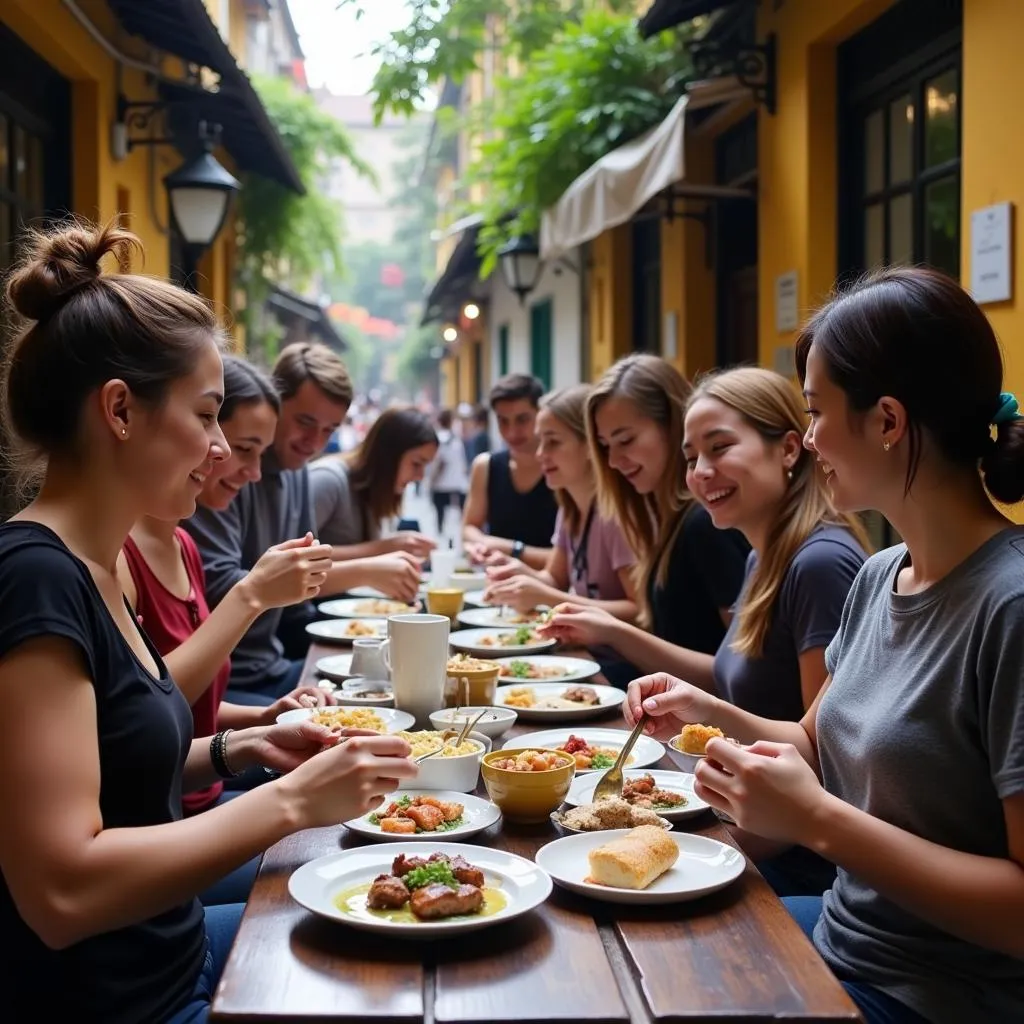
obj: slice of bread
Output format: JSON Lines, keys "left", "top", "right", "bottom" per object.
{"left": 587, "top": 825, "right": 679, "bottom": 890}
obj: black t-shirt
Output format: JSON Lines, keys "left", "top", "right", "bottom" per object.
{"left": 648, "top": 504, "right": 750, "bottom": 654}
{"left": 485, "top": 449, "right": 559, "bottom": 549}
{"left": 0, "top": 522, "right": 205, "bottom": 1023}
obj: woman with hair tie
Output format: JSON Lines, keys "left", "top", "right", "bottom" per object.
{"left": 0, "top": 222, "right": 416, "bottom": 1023}
{"left": 626, "top": 268, "right": 1024, "bottom": 1024}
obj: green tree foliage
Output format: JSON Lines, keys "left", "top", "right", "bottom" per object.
{"left": 467, "top": 9, "right": 690, "bottom": 268}
{"left": 337, "top": 1, "right": 635, "bottom": 122}
{"left": 237, "top": 74, "right": 374, "bottom": 354}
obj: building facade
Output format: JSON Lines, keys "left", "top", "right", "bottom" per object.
{"left": 0, "top": 0, "right": 302, "bottom": 332}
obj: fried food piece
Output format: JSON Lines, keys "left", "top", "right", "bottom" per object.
{"left": 367, "top": 874, "right": 410, "bottom": 909}
{"left": 405, "top": 803, "right": 446, "bottom": 831}
{"left": 380, "top": 817, "right": 417, "bottom": 834}
{"left": 679, "top": 723, "right": 725, "bottom": 754}
{"left": 392, "top": 853, "right": 428, "bottom": 877}
{"left": 408, "top": 882, "right": 484, "bottom": 920}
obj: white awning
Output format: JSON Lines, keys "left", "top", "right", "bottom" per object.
{"left": 539, "top": 87, "right": 754, "bottom": 260}
{"left": 540, "top": 96, "right": 689, "bottom": 260}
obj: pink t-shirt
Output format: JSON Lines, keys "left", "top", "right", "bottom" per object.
{"left": 553, "top": 507, "right": 636, "bottom": 600}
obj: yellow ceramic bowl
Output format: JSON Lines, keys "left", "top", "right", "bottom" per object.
{"left": 426, "top": 587, "right": 465, "bottom": 619}
{"left": 444, "top": 657, "right": 501, "bottom": 706}
{"left": 480, "top": 748, "right": 576, "bottom": 824}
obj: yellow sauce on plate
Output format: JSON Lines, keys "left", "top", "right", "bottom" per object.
{"left": 334, "top": 883, "right": 507, "bottom": 925}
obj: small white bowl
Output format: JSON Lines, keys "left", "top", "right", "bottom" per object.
{"left": 410, "top": 732, "right": 490, "bottom": 793}
{"left": 550, "top": 810, "right": 673, "bottom": 837}
{"left": 445, "top": 570, "right": 488, "bottom": 592}
{"left": 666, "top": 735, "right": 705, "bottom": 773}
{"left": 429, "top": 705, "right": 517, "bottom": 739}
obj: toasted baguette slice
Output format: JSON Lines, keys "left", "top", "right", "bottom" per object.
{"left": 587, "top": 825, "right": 679, "bottom": 890}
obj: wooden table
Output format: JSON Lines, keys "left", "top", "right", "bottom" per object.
{"left": 211, "top": 643, "right": 860, "bottom": 1023}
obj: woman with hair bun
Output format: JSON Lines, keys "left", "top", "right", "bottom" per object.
{"left": 625, "top": 267, "right": 1024, "bottom": 1024}
{"left": 0, "top": 221, "right": 416, "bottom": 1023}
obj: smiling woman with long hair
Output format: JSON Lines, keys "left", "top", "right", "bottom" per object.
{"left": 309, "top": 406, "right": 439, "bottom": 561}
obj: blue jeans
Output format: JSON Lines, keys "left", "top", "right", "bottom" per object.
{"left": 166, "top": 903, "right": 244, "bottom": 1023}
{"left": 757, "top": 845, "right": 837, "bottom": 897}
{"left": 783, "top": 897, "right": 930, "bottom": 1024}
{"left": 197, "top": 792, "right": 260, "bottom": 905}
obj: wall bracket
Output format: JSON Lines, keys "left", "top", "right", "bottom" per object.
{"left": 690, "top": 31, "right": 777, "bottom": 115}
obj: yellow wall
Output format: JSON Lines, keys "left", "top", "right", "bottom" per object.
{"left": 961, "top": 0, "right": 1024, "bottom": 424}
{"left": 2, "top": 0, "right": 237, "bottom": 325}
{"left": 587, "top": 225, "right": 634, "bottom": 379}
{"left": 756, "top": 0, "right": 896, "bottom": 373}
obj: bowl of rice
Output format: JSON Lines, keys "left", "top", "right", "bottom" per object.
{"left": 400, "top": 729, "right": 490, "bottom": 792}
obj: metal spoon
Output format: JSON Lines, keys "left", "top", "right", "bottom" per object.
{"left": 591, "top": 713, "right": 648, "bottom": 804}
{"left": 414, "top": 729, "right": 458, "bottom": 764}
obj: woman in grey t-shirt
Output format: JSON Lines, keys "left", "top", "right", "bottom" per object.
{"left": 625, "top": 268, "right": 1024, "bottom": 1024}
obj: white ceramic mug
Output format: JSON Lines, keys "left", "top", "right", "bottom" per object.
{"left": 430, "top": 548, "right": 458, "bottom": 589}
{"left": 379, "top": 613, "right": 450, "bottom": 727}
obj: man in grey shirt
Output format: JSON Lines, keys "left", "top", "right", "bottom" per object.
{"left": 185, "top": 343, "right": 421, "bottom": 704}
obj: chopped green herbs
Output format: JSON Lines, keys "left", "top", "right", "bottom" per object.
{"left": 404, "top": 861, "right": 459, "bottom": 891}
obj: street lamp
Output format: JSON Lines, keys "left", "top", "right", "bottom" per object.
{"left": 164, "top": 140, "right": 240, "bottom": 291}
{"left": 463, "top": 302, "right": 481, "bottom": 320}
{"left": 498, "top": 234, "right": 543, "bottom": 305}
{"left": 442, "top": 326, "right": 458, "bottom": 342}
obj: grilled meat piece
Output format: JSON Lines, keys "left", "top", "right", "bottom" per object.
{"left": 562, "top": 685, "right": 599, "bottom": 705}
{"left": 405, "top": 803, "right": 446, "bottom": 831}
{"left": 380, "top": 817, "right": 417, "bottom": 834}
{"left": 408, "top": 882, "right": 484, "bottom": 920}
{"left": 392, "top": 854, "right": 429, "bottom": 877}
{"left": 366, "top": 874, "right": 410, "bottom": 910}
{"left": 448, "top": 854, "right": 485, "bottom": 888}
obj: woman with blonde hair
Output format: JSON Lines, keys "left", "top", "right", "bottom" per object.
{"left": 546, "top": 367, "right": 867, "bottom": 893}
{"left": 543, "top": 353, "right": 749, "bottom": 656}
{"left": 483, "top": 385, "right": 638, "bottom": 637}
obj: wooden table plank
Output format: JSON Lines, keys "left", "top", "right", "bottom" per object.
{"left": 213, "top": 832, "right": 425, "bottom": 1024}
{"left": 212, "top": 642, "right": 861, "bottom": 1023}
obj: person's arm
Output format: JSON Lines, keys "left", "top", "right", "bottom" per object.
{"left": 182, "top": 502, "right": 247, "bottom": 607}
{"left": 0, "top": 636, "right": 417, "bottom": 951}
{"left": 322, "top": 552, "right": 422, "bottom": 603}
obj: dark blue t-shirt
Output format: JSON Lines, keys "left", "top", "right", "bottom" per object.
{"left": 714, "top": 524, "right": 866, "bottom": 720}
{"left": 0, "top": 522, "right": 205, "bottom": 1023}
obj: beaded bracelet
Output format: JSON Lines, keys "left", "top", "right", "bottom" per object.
{"left": 210, "top": 729, "right": 243, "bottom": 779}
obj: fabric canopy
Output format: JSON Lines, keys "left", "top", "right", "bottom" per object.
{"left": 540, "top": 96, "right": 688, "bottom": 260}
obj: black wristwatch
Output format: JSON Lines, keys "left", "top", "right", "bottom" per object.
{"left": 511, "top": 540, "right": 525, "bottom": 559}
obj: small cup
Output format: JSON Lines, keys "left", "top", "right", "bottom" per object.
{"left": 444, "top": 660, "right": 501, "bottom": 707}
{"left": 426, "top": 587, "right": 464, "bottom": 620}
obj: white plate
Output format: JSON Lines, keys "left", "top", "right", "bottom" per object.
{"left": 449, "top": 627, "right": 557, "bottom": 657}
{"left": 344, "top": 790, "right": 501, "bottom": 843}
{"left": 494, "top": 677, "right": 619, "bottom": 721}
{"left": 315, "top": 653, "right": 355, "bottom": 683}
{"left": 503, "top": 727, "right": 664, "bottom": 772}
{"left": 462, "top": 590, "right": 491, "bottom": 608}
{"left": 320, "top": 597, "right": 419, "bottom": 619}
{"left": 535, "top": 829, "right": 745, "bottom": 904}
{"left": 346, "top": 585, "right": 429, "bottom": 600}
{"left": 456, "top": 606, "right": 550, "bottom": 628}
{"left": 288, "top": 841, "right": 552, "bottom": 937}
{"left": 564, "top": 769, "right": 710, "bottom": 821}
{"left": 306, "top": 618, "right": 388, "bottom": 644}
{"left": 276, "top": 705, "right": 416, "bottom": 732}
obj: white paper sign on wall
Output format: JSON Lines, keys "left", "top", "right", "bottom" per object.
{"left": 775, "top": 271, "right": 799, "bottom": 332}
{"left": 970, "top": 202, "right": 1013, "bottom": 305}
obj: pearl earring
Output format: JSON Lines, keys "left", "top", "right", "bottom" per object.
{"left": 882, "top": 440, "right": 891, "bottom": 451}
{"left": 786, "top": 468, "right": 793, "bottom": 480}
{"left": 121, "top": 428, "right": 127, "bottom": 437}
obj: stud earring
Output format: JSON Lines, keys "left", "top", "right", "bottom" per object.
{"left": 121, "top": 428, "right": 127, "bottom": 437}
{"left": 786, "top": 469, "right": 793, "bottom": 480}
{"left": 882, "top": 440, "right": 891, "bottom": 451}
